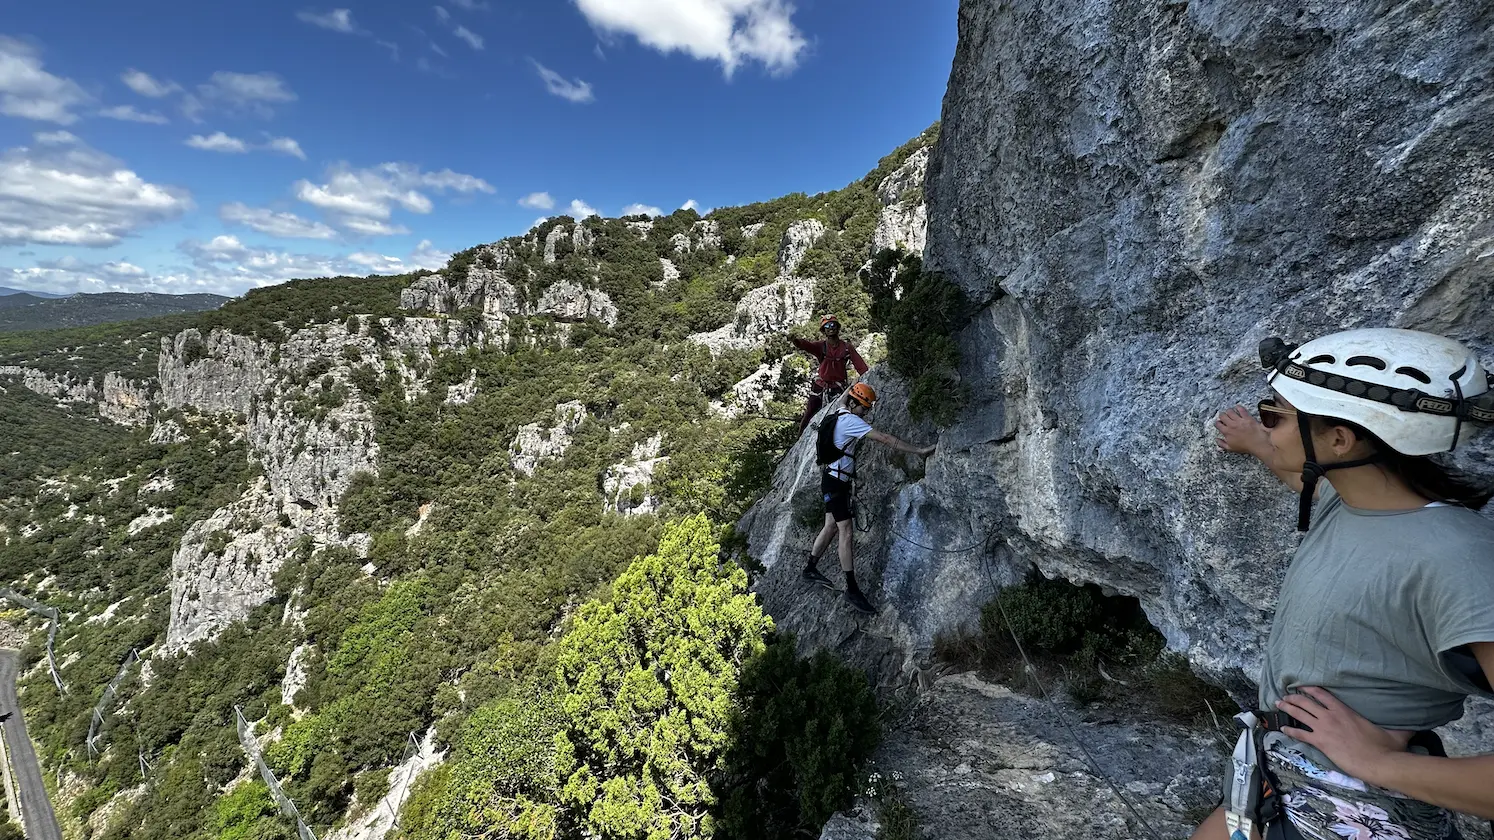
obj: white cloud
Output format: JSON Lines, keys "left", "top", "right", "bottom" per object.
{"left": 297, "top": 8, "right": 359, "bottom": 33}
{"left": 434, "top": 5, "right": 451, "bottom": 23}
{"left": 681, "top": 198, "right": 700, "bottom": 211}
{"left": 0, "top": 132, "right": 191, "bottom": 247}
{"left": 533, "top": 62, "right": 594, "bottom": 103}
{"left": 186, "top": 132, "right": 250, "bottom": 153}
{"left": 573, "top": 0, "right": 807, "bottom": 77}
{"left": 338, "top": 216, "right": 411, "bottom": 237}
{"left": 410, "top": 239, "right": 449, "bottom": 269}
{"left": 0, "top": 37, "right": 90, "bottom": 124}
{"left": 220, "top": 202, "right": 337, "bottom": 239}
{"left": 518, "top": 191, "right": 555, "bottom": 210}
{"left": 1, "top": 257, "right": 158, "bottom": 296}
{"left": 186, "top": 133, "right": 307, "bottom": 159}
{"left": 453, "top": 26, "right": 484, "bottom": 50}
{"left": 193, "top": 71, "right": 297, "bottom": 119}
{"left": 34, "top": 131, "right": 78, "bottom": 145}
{"left": 165, "top": 237, "right": 451, "bottom": 294}
{"left": 99, "top": 105, "right": 170, "bottom": 124}
{"left": 121, "top": 69, "right": 181, "bottom": 98}
{"left": 622, "top": 203, "right": 662, "bottom": 217}
{"left": 295, "top": 162, "right": 494, "bottom": 224}
{"left": 569, "top": 199, "right": 598, "bottom": 219}
{"left": 266, "top": 136, "right": 307, "bottom": 160}
{"left": 0, "top": 237, "right": 444, "bottom": 297}
{"left": 450, "top": 0, "right": 489, "bottom": 9}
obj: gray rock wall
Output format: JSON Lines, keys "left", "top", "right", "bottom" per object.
{"left": 914, "top": 0, "right": 1494, "bottom": 681}
{"left": 749, "top": 14, "right": 1494, "bottom": 836}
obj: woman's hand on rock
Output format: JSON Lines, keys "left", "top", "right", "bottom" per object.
{"left": 1214, "top": 405, "right": 1269, "bottom": 456}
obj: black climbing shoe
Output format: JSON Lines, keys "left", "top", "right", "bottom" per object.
{"left": 802, "top": 564, "right": 834, "bottom": 589}
{"left": 844, "top": 587, "right": 876, "bottom": 614}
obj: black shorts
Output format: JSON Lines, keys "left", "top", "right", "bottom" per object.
{"left": 821, "top": 474, "right": 853, "bottom": 523}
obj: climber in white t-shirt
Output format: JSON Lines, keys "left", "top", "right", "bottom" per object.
{"left": 803, "top": 382, "right": 936, "bottom": 614}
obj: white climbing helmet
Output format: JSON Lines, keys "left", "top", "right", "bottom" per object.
{"left": 1261, "top": 328, "right": 1494, "bottom": 456}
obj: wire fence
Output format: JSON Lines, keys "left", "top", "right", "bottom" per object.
{"left": 86, "top": 649, "right": 139, "bottom": 758}
{"left": 0, "top": 587, "right": 65, "bottom": 694}
{"left": 234, "top": 705, "right": 319, "bottom": 840}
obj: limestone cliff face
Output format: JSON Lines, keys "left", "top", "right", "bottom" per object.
{"left": 753, "top": 0, "right": 1494, "bottom": 691}
{"left": 688, "top": 220, "right": 826, "bottom": 353}
{"left": 156, "top": 316, "right": 461, "bottom": 651}
{"left": 740, "top": 3, "right": 1494, "bottom": 836}
{"left": 0, "top": 366, "right": 154, "bottom": 427}
{"left": 917, "top": 0, "right": 1494, "bottom": 681}
{"left": 872, "top": 146, "right": 929, "bottom": 257}
{"left": 402, "top": 241, "right": 620, "bottom": 336}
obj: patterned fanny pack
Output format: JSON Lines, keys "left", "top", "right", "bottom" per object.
{"left": 1266, "top": 746, "right": 1458, "bottom": 840}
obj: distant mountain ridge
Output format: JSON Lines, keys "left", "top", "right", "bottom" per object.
{"left": 0, "top": 291, "right": 228, "bottom": 333}
{"left": 0, "top": 286, "right": 67, "bottom": 298}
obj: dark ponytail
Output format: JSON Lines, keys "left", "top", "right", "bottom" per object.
{"left": 1311, "top": 416, "right": 1493, "bottom": 510}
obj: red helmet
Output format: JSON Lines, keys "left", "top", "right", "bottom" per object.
{"left": 847, "top": 382, "right": 877, "bottom": 408}
{"left": 819, "top": 315, "right": 841, "bottom": 333}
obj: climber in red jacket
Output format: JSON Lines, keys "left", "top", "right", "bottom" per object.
{"left": 791, "top": 315, "right": 869, "bottom": 434}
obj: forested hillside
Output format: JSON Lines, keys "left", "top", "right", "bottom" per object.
{"left": 0, "top": 292, "right": 227, "bottom": 334}
{"left": 0, "top": 127, "right": 938, "bottom": 840}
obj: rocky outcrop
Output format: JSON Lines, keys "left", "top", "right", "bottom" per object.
{"left": 126, "top": 508, "right": 172, "bottom": 535}
{"left": 818, "top": 673, "right": 1218, "bottom": 840}
{"left": 282, "top": 643, "right": 312, "bottom": 711}
{"left": 402, "top": 242, "right": 618, "bottom": 337}
{"left": 149, "top": 418, "right": 187, "bottom": 444}
{"left": 712, "top": 363, "right": 783, "bottom": 419}
{"left": 510, "top": 401, "right": 588, "bottom": 477}
{"left": 690, "top": 220, "right": 721, "bottom": 252}
{"left": 161, "top": 479, "right": 301, "bottom": 655}
{"left": 777, "top": 219, "right": 826, "bottom": 277}
{"left": 537, "top": 281, "right": 619, "bottom": 327}
{"left": 544, "top": 226, "right": 571, "bottom": 264}
{"left": 872, "top": 146, "right": 929, "bottom": 257}
{"left": 625, "top": 220, "right": 653, "bottom": 239}
{"left": 0, "top": 366, "right": 154, "bottom": 427}
{"left": 687, "top": 280, "right": 816, "bottom": 354}
{"left": 659, "top": 258, "right": 680, "bottom": 286}
{"left": 602, "top": 434, "right": 667, "bottom": 516}
{"left": 444, "top": 370, "right": 478, "bottom": 406}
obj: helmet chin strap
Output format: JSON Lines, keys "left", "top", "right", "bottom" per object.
{"left": 1295, "top": 412, "right": 1383, "bottom": 532}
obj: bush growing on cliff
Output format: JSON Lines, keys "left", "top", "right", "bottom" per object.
{"left": 715, "top": 639, "right": 880, "bottom": 840}
{"left": 552, "top": 515, "right": 773, "bottom": 840}
{"left": 863, "top": 248, "right": 972, "bottom": 425}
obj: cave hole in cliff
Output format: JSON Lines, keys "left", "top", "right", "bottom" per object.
{"left": 933, "top": 566, "right": 1232, "bottom": 725}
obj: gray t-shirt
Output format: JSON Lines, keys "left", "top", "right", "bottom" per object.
{"left": 1259, "top": 482, "right": 1494, "bottom": 768}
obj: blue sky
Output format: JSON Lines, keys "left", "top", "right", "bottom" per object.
{"left": 0, "top": 0, "right": 956, "bottom": 296}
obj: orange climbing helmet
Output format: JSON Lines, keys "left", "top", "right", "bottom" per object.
{"left": 847, "top": 382, "right": 877, "bottom": 408}
{"left": 819, "top": 314, "right": 841, "bottom": 333}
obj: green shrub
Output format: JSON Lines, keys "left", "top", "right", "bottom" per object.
{"left": 716, "top": 637, "right": 880, "bottom": 839}
{"left": 862, "top": 249, "right": 974, "bottom": 425}
{"left": 401, "top": 691, "right": 563, "bottom": 840}
{"left": 354, "top": 767, "right": 393, "bottom": 810}
{"left": 553, "top": 516, "right": 774, "bottom": 840}
{"left": 208, "top": 781, "right": 294, "bottom": 840}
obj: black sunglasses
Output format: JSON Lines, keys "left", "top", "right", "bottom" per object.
{"left": 1257, "top": 399, "right": 1298, "bottom": 429}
